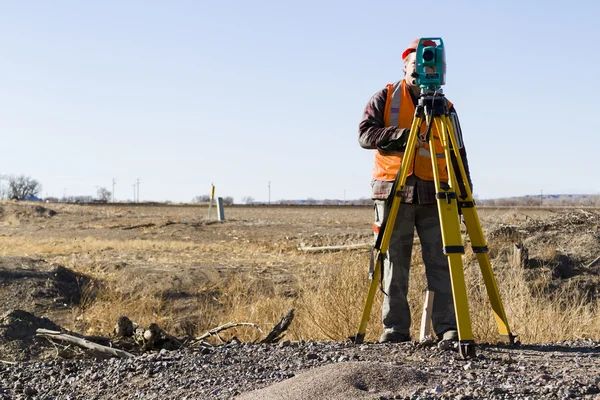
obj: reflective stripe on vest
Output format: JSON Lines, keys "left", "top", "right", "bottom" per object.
{"left": 373, "top": 80, "right": 450, "bottom": 182}
{"left": 385, "top": 81, "right": 403, "bottom": 127}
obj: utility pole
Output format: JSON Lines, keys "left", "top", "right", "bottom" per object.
{"left": 136, "top": 178, "right": 140, "bottom": 203}
{"left": 268, "top": 181, "right": 271, "bottom": 205}
{"left": 132, "top": 184, "right": 136, "bottom": 203}
{"left": 112, "top": 178, "right": 116, "bottom": 203}
{"left": 0, "top": 174, "right": 13, "bottom": 200}
{"left": 540, "top": 189, "right": 543, "bottom": 207}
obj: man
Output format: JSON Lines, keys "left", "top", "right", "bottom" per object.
{"left": 358, "top": 38, "right": 472, "bottom": 344}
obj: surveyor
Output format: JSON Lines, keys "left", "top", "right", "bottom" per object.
{"left": 358, "top": 38, "right": 473, "bottom": 344}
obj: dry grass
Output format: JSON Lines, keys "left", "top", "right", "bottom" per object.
{"left": 210, "top": 226, "right": 600, "bottom": 344}
{"left": 213, "top": 250, "right": 600, "bottom": 344}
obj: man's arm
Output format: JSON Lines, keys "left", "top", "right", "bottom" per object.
{"left": 358, "top": 86, "right": 409, "bottom": 150}
{"left": 448, "top": 106, "right": 474, "bottom": 195}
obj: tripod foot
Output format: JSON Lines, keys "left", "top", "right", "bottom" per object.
{"left": 458, "top": 340, "right": 476, "bottom": 359}
{"left": 351, "top": 333, "right": 365, "bottom": 344}
{"left": 499, "top": 333, "right": 517, "bottom": 345}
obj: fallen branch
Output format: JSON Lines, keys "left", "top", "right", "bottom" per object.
{"left": 585, "top": 255, "right": 600, "bottom": 269}
{"left": 194, "top": 322, "right": 262, "bottom": 342}
{"left": 261, "top": 308, "right": 294, "bottom": 344}
{"left": 36, "top": 329, "right": 134, "bottom": 359}
{"left": 297, "top": 243, "right": 371, "bottom": 252}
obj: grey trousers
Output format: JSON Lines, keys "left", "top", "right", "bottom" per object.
{"left": 374, "top": 200, "right": 456, "bottom": 337}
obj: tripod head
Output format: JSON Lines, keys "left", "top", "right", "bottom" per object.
{"left": 415, "top": 37, "right": 446, "bottom": 93}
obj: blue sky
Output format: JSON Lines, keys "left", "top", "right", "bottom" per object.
{"left": 1, "top": 0, "right": 598, "bottom": 203}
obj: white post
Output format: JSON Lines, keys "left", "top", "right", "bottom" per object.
{"left": 216, "top": 197, "right": 225, "bottom": 222}
{"left": 419, "top": 290, "right": 435, "bottom": 342}
{"left": 217, "top": 197, "right": 225, "bottom": 222}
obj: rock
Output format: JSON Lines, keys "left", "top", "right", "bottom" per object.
{"left": 585, "top": 385, "right": 600, "bottom": 394}
{"left": 24, "top": 386, "right": 37, "bottom": 396}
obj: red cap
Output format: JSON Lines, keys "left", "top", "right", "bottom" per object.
{"left": 402, "top": 38, "right": 437, "bottom": 61}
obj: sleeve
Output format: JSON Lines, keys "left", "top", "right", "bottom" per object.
{"left": 448, "top": 106, "right": 473, "bottom": 196}
{"left": 358, "top": 86, "right": 409, "bottom": 150}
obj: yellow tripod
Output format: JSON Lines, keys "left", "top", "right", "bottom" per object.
{"left": 353, "top": 90, "right": 514, "bottom": 358}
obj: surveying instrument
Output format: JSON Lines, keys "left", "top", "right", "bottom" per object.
{"left": 353, "top": 38, "right": 514, "bottom": 358}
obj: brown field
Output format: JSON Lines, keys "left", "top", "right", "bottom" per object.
{"left": 1, "top": 201, "right": 599, "bottom": 349}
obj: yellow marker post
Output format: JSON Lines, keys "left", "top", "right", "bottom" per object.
{"left": 208, "top": 184, "right": 215, "bottom": 219}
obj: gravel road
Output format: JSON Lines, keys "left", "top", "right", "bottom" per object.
{"left": 2, "top": 339, "right": 600, "bottom": 399}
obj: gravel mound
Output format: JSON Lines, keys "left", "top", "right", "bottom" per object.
{"left": 237, "top": 361, "right": 433, "bottom": 400}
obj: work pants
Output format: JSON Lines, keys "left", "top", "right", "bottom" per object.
{"left": 374, "top": 200, "right": 457, "bottom": 337}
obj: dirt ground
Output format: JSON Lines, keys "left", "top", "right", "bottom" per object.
{"left": 0, "top": 201, "right": 599, "bottom": 362}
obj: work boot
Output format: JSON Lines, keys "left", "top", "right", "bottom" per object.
{"left": 379, "top": 331, "right": 411, "bottom": 343}
{"left": 437, "top": 329, "right": 458, "bottom": 350}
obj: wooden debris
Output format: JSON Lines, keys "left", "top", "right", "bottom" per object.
{"left": 419, "top": 291, "right": 435, "bottom": 342}
{"left": 114, "top": 316, "right": 134, "bottom": 337}
{"left": 261, "top": 308, "right": 294, "bottom": 344}
{"left": 36, "top": 329, "right": 134, "bottom": 359}
{"left": 585, "top": 255, "right": 600, "bottom": 269}
{"left": 297, "top": 243, "right": 371, "bottom": 252}
{"left": 512, "top": 242, "right": 529, "bottom": 268}
{"left": 194, "top": 322, "right": 262, "bottom": 342}
{"left": 140, "top": 323, "right": 183, "bottom": 351}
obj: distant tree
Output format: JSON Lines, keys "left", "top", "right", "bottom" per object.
{"left": 97, "top": 187, "right": 111, "bottom": 202}
{"left": 8, "top": 175, "right": 41, "bottom": 200}
{"left": 241, "top": 196, "right": 255, "bottom": 204}
{"left": 192, "top": 194, "right": 211, "bottom": 203}
{"left": 222, "top": 196, "right": 234, "bottom": 205}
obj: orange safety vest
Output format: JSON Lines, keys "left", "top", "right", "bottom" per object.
{"left": 373, "top": 80, "right": 452, "bottom": 182}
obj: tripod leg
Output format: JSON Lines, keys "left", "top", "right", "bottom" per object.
{"left": 429, "top": 116, "right": 475, "bottom": 357}
{"left": 461, "top": 207, "right": 513, "bottom": 343}
{"left": 442, "top": 114, "right": 514, "bottom": 344}
{"left": 353, "top": 115, "right": 424, "bottom": 344}
{"left": 354, "top": 258, "right": 382, "bottom": 344}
